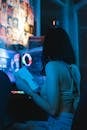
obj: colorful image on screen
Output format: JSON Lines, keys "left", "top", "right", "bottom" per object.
{"left": 0, "top": 0, "right": 34, "bottom": 47}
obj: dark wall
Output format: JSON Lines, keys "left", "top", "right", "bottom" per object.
{"left": 78, "top": 4, "right": 87, "bottom": 88}
{"left": 41, "top": 0, "right": 63, "bottom": 35}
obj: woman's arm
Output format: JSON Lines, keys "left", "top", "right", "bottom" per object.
{"left": 28, "top": 62, "right": 60, "bottom": 115}
{"left": 15, "top": 62, "right": 60, "bottom": 116}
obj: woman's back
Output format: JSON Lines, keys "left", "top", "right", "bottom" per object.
{"left": 44, "top": 61, "right": 80, "bottom": 116}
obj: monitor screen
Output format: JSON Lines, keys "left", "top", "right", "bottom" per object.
{"left": 0, "top": 37, "right": 44, "bottom": 94}
{"left": 0, "top": 48, "right": 21, "bottom": 82}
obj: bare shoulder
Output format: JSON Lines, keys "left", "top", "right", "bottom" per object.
{"left": 45, "top": 61, "right": 79, "bottom": 81}
{"left": 45, "top": 61, "right": 66, "bottom": 76}
{"left": 45, "top": 61, "right": 66, "bottom": 71}
{"left": 45, "top": 61, "right": 62, "bottom": 69}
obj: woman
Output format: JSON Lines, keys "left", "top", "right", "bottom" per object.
{"left": 14, "top": 27, "right": 81, "bottom": 130}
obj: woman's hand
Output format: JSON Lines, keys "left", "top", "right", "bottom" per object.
{"left": 15, "top": 75, "right": 33, "bottom": 96}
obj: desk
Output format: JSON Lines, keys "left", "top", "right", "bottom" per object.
{"left": 8, "top": 85, "right": 48, "bottom": 122}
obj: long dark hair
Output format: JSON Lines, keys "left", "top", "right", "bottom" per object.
{"left": 41, "top": 27, "right": 76, "bottom": 74}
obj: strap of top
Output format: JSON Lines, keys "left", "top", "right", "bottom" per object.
{"left": 67, "top": 64, "right": 80, "bottom": 109}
